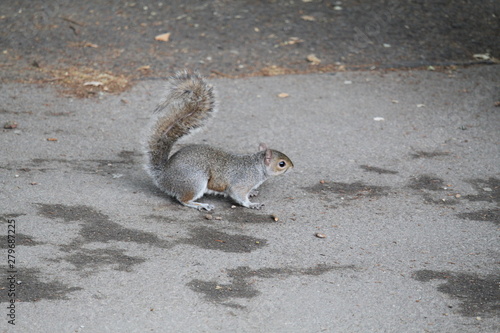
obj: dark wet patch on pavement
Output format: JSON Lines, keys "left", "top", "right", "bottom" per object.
{"left": 179, "top": 226, "right": 267, "bottom": 253}
{"left": 187, "top": 264, "right": 356, "bottom": 308}
{"left": 304, "top": 181, "right": 390, "bottom": 200}
{"left": 413, "top": 270, "right": 500, "bottom": 317}
{"left": 359, "top": 165, "right": 399, "bottom": 175}
{"left": 0, "top": 267, "right": 82, "bottom": 303}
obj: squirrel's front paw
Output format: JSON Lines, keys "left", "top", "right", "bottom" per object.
{"left": 248, "top": 202, "right": 264, "bottom": 210}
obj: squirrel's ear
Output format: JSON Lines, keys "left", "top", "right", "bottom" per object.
{"left": 264, "top": 148, "right": 272, "bottom": 166}
{"left": 258, "top": 143, "right": 268, "bottom": 151}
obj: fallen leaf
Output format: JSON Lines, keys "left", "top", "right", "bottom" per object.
{"left": 84, "top": 42, "right": 98, "bottom": 48}
{"left": 155, "top": 32, "right": 171, "bottom": 42}
{"left": 301, "top": 15, "right": 316, "bottom": 21}
{"left": 306, "top": 54, "right": 321, "bottom": 65}
{"left": 277, "top": 93, "right": 289, "bottom": 98}
{"left": 281, "top": 37, "right": 304, "bottom": 46}
{"left": 315, "top": 233, "right": 327, "bottom": 238}
{"left": 473, "top": 53, "right": 490, "bottom": 60}
{"left": 46, "top": 138, "right": 58, "bottom": 141}
{"left": 137, "top": 65, "right": 151, "bottom": 71}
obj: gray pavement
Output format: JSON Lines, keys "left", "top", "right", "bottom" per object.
{"left": 1, "top": 65, "right": 500, "bottom": 332}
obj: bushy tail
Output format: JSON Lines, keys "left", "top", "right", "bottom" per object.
{"left": 147, "top": 71, "right": 215, "bottom": 170}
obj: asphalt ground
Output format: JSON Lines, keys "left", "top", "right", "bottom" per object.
{"left": 1, "top": 0, "right": 499, "bottom": 85}
{"left": 1, "top": 1, "right": 500, "bottom": 333}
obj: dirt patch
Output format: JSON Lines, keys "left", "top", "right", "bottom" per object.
{"left": 37, "top": 66, "right": 133, "bottom": 97}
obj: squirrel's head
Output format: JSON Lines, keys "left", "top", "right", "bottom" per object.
{"left": 259, "top": 143, "right": 294, "bottom": 176}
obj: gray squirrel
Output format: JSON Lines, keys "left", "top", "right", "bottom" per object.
{"left": 145, "top": 71, "right": 294, "bottom": 211}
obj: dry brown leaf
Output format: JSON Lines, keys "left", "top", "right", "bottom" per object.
{"left": 84, "top": 42, "right": 98, "bottom": 48}
{"left": 301, "top": 15, "right": 316, "bottom": 21}
{"left": 281, "top": 37, "right": 304, "bottom": 46}
{"left": 155, "top": 32, "right": 171, "bottom": 42}
{"left": 277, "top": 93, "right": 289, "bottom": 98}
{"left": 306, "top": 54, "right": 321, "bottom": 65}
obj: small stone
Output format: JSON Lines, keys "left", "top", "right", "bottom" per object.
{"left": 315, "top": 233, "right": 327, "bottom": 238}
{"left": 483, "top": 187, "right": 492, "bottom": 192}
{"left": 204, "top": 214, "right": 213, "bottom": 220}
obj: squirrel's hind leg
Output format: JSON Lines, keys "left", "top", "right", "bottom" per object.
{"left": 181, "top": 201, "right": 214, "bottom": 211}
{"left": 177, "top": 185, "right": 214, "bottom": 211}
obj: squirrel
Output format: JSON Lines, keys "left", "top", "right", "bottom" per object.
{"left": 145, "top": 71, "right": 294, "bottom": 211}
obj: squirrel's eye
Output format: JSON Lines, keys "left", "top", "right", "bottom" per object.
{"left": 278, "top": 161, "right": 286, "bottom": 168}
